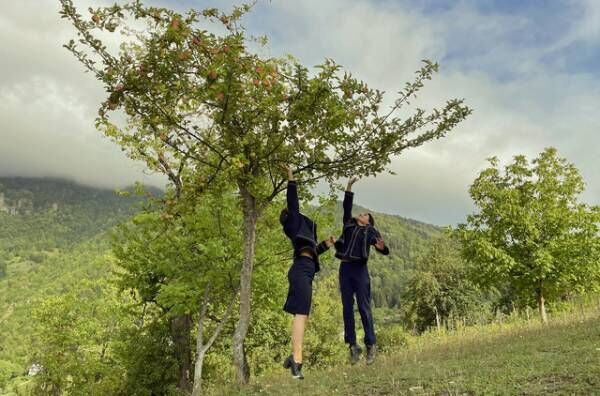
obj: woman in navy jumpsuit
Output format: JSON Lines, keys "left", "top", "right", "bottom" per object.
{"left": 334, "top": 177, "right": 389, "bottom": 365}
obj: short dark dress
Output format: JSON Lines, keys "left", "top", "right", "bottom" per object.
{"left": 281, "top": 180, "right": 329, "bottom": 315}
{"left": 283, "top": 255, "right": 316, "bottom": 315}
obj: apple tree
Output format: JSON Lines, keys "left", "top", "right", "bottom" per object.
{"left": 59, "top": 0, "right": 472, "bottom": 384}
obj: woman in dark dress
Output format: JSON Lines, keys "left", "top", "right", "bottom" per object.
{"left": 280, "top": 166, "right": 334, "bottom": 379}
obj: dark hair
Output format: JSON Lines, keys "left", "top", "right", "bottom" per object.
{"left": 279, "top": 208, "right": 288, "bottom": 225}
{"left": 367, "top": 213, "right": 375, "bottom": 227}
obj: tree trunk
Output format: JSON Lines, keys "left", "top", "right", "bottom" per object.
{"left": 434, "top": 307, "right": 441, "bottom": 331}
{"left": 232, "top": 187, "right": 258, "bottom": 384}
{"left": 193, "top": 286, "right": 236, "bottom": 396}
{"left": 192, "top": 286, "right": 209, "bottom": 396}
{"left": 192, "top": 351, "right": 206, "bottom": 396}
{"left": 536, "top": 287, "right": 548, "bottom": 324}
{"left": 171, "top": 314, "right": 193, "bottom": 393}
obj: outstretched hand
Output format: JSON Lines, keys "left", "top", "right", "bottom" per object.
{"left": 280, "top": 164, "right": 294, "bottom": 181}
{"left": 346, "top": 176, "right": 359, "bottom": 191}
{"left": 375, "top": 238, "right": 385, "bottom": 250}
{"left": 325, "top": 235, "right": 336, "bottom": 248}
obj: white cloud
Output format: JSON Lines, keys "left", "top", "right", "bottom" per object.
{"left": 0, "top": 0, "right": 166, "bottom": 189}
{"left": 252, "top": 0, "right": 599, "bottom": 224}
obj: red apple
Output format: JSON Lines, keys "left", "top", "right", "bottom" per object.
{"left": 207, "top": 70, "right": 218, "bottom": 80}
{"left": 178, "top": 51, "right": 191, "bottom": 61}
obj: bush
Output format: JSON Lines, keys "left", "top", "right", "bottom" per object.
{"left": 0, "top": 360, "right": 22, "bottom": 388}
{"left": 377, "top": 324, "right": 409, "bottom": 353}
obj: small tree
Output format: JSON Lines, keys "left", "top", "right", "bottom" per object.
{"left": 457, "top": 148, "right": 600, "bottom": 323}
{"left": 112, "top": 188, "right": 242, "bottom": 395}
{"left": 59, "top": 0, "right": 471, "bottom": 383}
{"left": 32, "top": 280, "right": 127, "bottom": 395}
{"left": 402, "top": 234, "right": 485, "bottom": 333}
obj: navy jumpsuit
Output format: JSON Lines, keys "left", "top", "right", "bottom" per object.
{"left": 334, "top": 190, "right": 389, "bottom": 346}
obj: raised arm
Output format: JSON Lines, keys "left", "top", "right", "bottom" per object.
{"left": 343, "top": 177, "right": 358, "bottom": 223}
{"left": 286, "top": 166, "right": 300, "bottom": 215}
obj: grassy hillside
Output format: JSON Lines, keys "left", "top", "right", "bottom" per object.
{"left": 221, "top": 307, "right": 600, "bottom": 395}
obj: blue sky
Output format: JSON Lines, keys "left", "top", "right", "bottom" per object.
{"left": 0, "top": 0, "right": 598, "bottom": 225}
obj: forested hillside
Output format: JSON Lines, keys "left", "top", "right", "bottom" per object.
{"left": 0, "top": 177, "right": 158, "bottom": 253}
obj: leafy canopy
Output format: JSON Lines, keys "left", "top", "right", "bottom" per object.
{"left": 457, "top": 147, "right": 600, "bottom": 307}
{"left": 60, "top": 0, "right": 472, "bottom": 203}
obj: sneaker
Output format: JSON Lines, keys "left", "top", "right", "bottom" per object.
{"left": 283, "top": 355, "right": 304, "bottom": 379}
{"left": 349, "top": 344, "right": 362, "bottom": 365}
{"left": 366, "top": 344, "right": 376, "bottom": 365}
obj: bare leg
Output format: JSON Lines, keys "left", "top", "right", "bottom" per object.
{"left": 291, "top": 314, "right": 308, "bottom": 363}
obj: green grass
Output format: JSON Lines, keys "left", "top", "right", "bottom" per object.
{"left": 214, "top": 310, "right": 600, "bottom": 395}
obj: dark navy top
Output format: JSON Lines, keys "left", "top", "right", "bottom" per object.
{"left": 281, "top": 181, "right": 329, "bottom": 272}
{"left": 334, "top": 190, "right": 389, "bottom": 262}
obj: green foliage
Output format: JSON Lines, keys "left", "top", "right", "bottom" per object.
{"left": 0, "top": 253, "right": 6, "bottom": 279}
{"left": 0, "top": 178, "right": 147, "bottom": 394}
{"left": 31, "top": 280, "right": 128, "bottom": 395}
{"left": 110, "top": 186, "right": 246, "bottom": 392}
{"left": 302, "top": 276, "right": 347, "bottom": 368}
{"left": 456, "top": 148, "right": 600, "bottom": 317}
{"left": 113, "top": 320, "right": 181, "bottom": 396}
{"left": 60, "top": 0, "right": 471, "bottom": 384}
{"left": 59, "top": 1, "right": 471, "bottom": 197}
{"left": 402, "top": 235, "right": 489, "bottom": 333}
{"left": 377, "top": 324, "right": 409, "bottom": 353}
{"left": 0, "top": 360, "right": 22, "bottom": 389}
{"left": 0, "top": 177, "right": 145, "bottom": 256}
{"left": 0, "top": 178, "right": 447, "bottom": 393}
{"left": 112, "top": 189, "right": 242, "bottom": 316}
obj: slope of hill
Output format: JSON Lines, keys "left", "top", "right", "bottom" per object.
{"left": 225, "top": 310, "right": 600, "bottom": 395}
